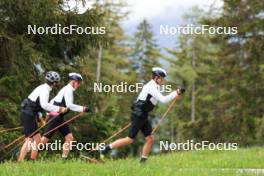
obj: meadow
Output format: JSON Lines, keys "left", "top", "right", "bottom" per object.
{"left": 1, "top": 147, "right": 264, "bottom": 176}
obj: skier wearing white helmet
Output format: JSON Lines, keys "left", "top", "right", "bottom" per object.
{"left": 101, "top": 67, "right": 185, "bottom": 163}
{"left": 37, "top": 72, "right": 90, "bottom": 160}
{"left": 18, "top": 71, "right": 68, "bottom": 161}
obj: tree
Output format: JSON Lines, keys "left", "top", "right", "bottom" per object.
{"left": 165, "top": 1, "right": 264, "bottom": 145}
{"left": 131, "top": 19, "right": 161, "bottom": 82}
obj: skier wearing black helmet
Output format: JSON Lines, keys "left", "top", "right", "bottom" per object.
{"left": 18, "top": 71, "right": 68, "bottom": 161}
{"left": 101, "top": 67, "right": 185, "bottom": 163}
{"left": 38, "top": 72, "right": 90, "bottom": 160}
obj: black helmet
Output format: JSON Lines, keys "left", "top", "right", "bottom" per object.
{"left": 69, "top": 73, "right": 83, "bottom": 81}
{"left": 45, "top": 71, "right": 60, "bottom": 83}
{"left": 152, "top": 67, "right": 167, "bottom": 77}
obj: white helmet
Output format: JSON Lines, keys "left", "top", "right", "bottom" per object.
{"left": 152, "top": 67, "right": 167, "bottom": 77}
{"left": 69, "top": 73, "right": 83, "bottom": 81}
{"left": 45, "top": 71, "right": 60, "bottom": 82}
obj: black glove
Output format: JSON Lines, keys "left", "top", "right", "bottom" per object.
{"left": 177, "top": 88, "right": 186, "bottom": 95}
{"left": 83, "top": 106, "right": 90, "bottom": 113}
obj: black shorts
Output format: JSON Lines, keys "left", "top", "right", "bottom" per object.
{"left": 43, "top": 114, "right": 71, "bottom": 139}
{"left": 20, "top": 111, "right": 39, "bottom": 137}
{"left": 128, "top": 112, "right": 152, "bottom": 139}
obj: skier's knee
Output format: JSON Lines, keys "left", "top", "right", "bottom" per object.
{"left": 146, "top": 135, "right": 154, "bottom": 145}
{"left": 126, "top": 137, "right": 134, "bottom": 144}
{"left": 65, "top": 133, "right": 74, "bottom": 142}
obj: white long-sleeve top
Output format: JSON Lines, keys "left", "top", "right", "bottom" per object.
{"left": 50, "top": 84, "right": 84, "bottom": 112}
{"left": 137, "top": 80, "right": 178, "bottom": 105}
{"left": 28, "top": 83, "right": 60, "bottom": 112}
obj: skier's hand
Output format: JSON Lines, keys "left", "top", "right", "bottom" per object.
{"left": 177, "top": 88, "right": 185, "bottom": 95}
{"left": 83, "top": 106, "right": 90, "bottom": 113}
{"left": 59, "top": 107, "right": 68, "bottom": 114}
{"left": 37, "top": 117, "right": 46, "bottom": 127}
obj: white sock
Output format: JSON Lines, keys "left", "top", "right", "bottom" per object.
{"left": 141, "top": 155, "right": 148, "bottom": 159}
{"left": 62, "top": 154, "right": 68, "bottom": 158}
{"left": 109, "top": 144, "right": 113, "bottom": 149}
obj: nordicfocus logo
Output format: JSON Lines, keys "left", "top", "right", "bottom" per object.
{"left": 27, "top": 24, "right": 106, "bottom": 35}
{"left": 160, "top": 140, "right": 238, "bottom": 151}
{"left": 160, "top": 24, "right": 238, "bottom": 35}
{"left": 93, "top": 82, "right": 172, "bottom": 93}
{"left": 28, "top": 140, "right": 106, "bottom": 151}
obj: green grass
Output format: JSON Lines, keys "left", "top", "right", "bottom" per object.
{"left": 1, "top": 147, "right": 264, "bottom": 176}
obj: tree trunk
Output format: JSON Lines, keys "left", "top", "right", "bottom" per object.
{"left": 95, "top": 45, "right": 103, "bottom": 113}
{"left": 96, "top": 45, "right": 102, "bottom": 83}
{"left": 191, "top": 46, "right": 196, "bottom": 123}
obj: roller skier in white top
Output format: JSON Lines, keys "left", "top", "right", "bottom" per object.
{"left": 18, "top": 71, "right": 68, "bottom": 161}
{"left": 101, "top": 67, "right": 185, "bottom": 163}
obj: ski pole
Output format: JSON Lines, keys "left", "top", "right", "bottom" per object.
{"left": 152, "top": 93, "right": 183, "bottom": 134}
{"left": 81, "top": 122, "right": 131, "bottom": 163}
{"left": 0, "top": 112, "right": 81, "bottom": 161}
{"left": 4, "top": 112, "right": 64, "bottom": 149}
{"left": 102, "top": 123, "right": 131, "bottom": 143}
{"left": 0, "top": 127, "right": 22, "bottom": 133}
{"left": 43, "top": 112, "right": 84, "bottom": 137}
{"left": 0, "top": 122, "right": 47, "bottom": 162}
